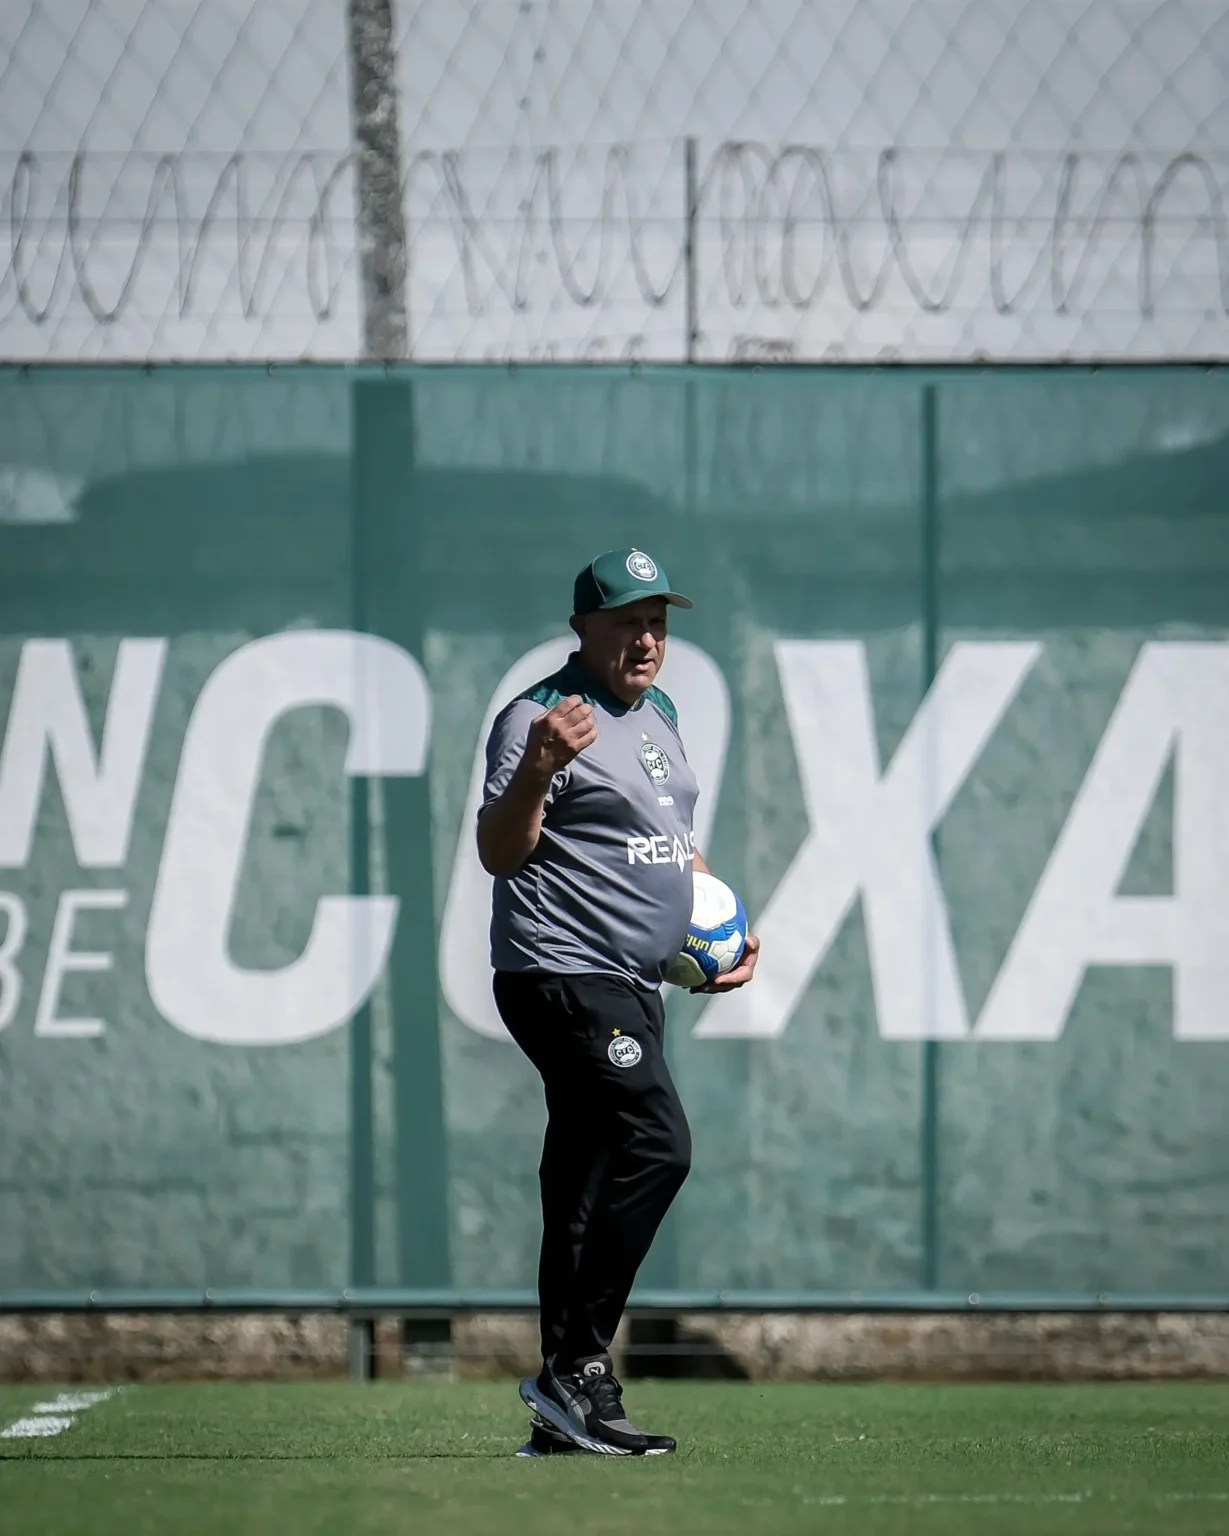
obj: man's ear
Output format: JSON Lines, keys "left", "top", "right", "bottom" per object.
{"left": 569, "top": 613, "right": 584, "bottom": 638}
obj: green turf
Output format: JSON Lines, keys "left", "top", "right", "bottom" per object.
{"left": 2, "top": 1381, "right": 1228, "bottom": 1535}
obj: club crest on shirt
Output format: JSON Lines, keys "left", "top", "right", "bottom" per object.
{"left": 639, "top": 740, "right": 670, "bottom": 786}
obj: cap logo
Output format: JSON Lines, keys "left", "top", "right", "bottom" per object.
{"left": 626, "top": 551, "right": 658, "bottom": 582}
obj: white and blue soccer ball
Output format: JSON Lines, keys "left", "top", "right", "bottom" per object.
{"left": 665, "top": 871, "right": 748, "bottom": 988}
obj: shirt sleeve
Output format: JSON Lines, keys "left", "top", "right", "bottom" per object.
{"left": 480, "top": 699, "right": 568, "bottom": 815}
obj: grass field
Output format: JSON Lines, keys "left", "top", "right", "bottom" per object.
{"left": 3, "top": 1380, "right": 1229, "bottom": 1534}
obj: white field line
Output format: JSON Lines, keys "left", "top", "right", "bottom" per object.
{"left": 0, "top": 1416, "right": 76, "bottom": 1438}
{"left": 1, "top": 1389, "right": 115, "bottom": 1441}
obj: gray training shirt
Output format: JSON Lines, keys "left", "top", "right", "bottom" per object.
{"left": 481, "top": 653, "right": 699, "bottom": 989}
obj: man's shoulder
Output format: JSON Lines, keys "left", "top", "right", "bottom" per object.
{"left": 515, "top": 668, "right": 572, "bottom": 711}
{"left": 495, "top": 668, "right": 679, "bottom": 729}
{"left": 485, "top": 668, "right": 572, "bottom": 741}
{"left": 643, "top": 684, "right": 678, "bottom": 730}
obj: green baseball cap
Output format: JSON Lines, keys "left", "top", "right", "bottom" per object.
{"left": 572, "top": 548, "right": 693, "bottom": 615}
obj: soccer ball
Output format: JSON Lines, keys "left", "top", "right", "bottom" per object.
{"left": 665, "top": 872, "right": 748, "bottom": 988}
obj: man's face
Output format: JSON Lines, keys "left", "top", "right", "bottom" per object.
{"left": 573, "top": 598, "right": 670, "bottom": 703}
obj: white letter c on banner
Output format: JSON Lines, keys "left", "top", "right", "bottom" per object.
{"left": 147, "top": 632, "right": 430, "bottom": 1047}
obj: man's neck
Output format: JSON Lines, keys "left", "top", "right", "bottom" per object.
{"left": 570, "top": 650, "right": 640, "bottom": 711}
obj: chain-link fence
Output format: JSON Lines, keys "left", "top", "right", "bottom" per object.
{"left": 0, "top": 0, "right": 360, "bottom": 358}
{"left": 2, "top": 0, "right": 1226, "bottom": 362}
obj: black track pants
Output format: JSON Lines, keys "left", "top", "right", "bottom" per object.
{"left": 493, "top": 971, "right": 692, "bottom": 1372}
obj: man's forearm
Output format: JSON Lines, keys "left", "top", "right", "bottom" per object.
{"left": 477, "top": 763, "right": 554, "bottom": 876}
{"left": 693, "top": 847, "right": 711, "bottom": 876}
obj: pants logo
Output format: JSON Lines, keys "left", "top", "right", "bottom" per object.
{"left": 608, "top": 1036, "right": 643, "bottom": 1068}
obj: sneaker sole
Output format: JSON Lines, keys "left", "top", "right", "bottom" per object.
{"left": 516, "top": 1442, "right": 670, "bottom": 1458}
{"left": 515, "top": 1421, "right": 588, "bottom": 1458}
{"left": 514, "top": 1440, "right": 550, "bottom": 1457}
{"left": 517, "top": 1378, "right": 634, "bottom": 1457}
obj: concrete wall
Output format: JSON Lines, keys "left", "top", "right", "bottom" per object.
{"left": 6, "top": 1312, "right": 1229, "bottom": 1384}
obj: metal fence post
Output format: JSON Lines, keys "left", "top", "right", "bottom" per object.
{"left": 352, "top": 378, "right": 452, "bottom": 1300}
{"left": 919, "top": 382, "right": 941, "bottom": 1291}
{"left": 348, "top": 395, "right": 379, "bottom": 1378}
{"left": 684, "top": 137, "right": 699, "bottom": 364}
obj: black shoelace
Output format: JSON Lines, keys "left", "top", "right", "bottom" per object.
{"left": 574, "top": 1371, "right": 626, "bottom": 1422}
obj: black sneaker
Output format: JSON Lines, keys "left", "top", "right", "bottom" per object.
{"left": 519, "top": 1354, "right": 677, "bottom": 1457}
{"left": 514, "top": 1414, "right": 588, "bottom": 1457}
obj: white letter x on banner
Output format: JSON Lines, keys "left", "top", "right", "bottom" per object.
{"left": 694, "top": 640, "right": 1040, "bottom": 1040}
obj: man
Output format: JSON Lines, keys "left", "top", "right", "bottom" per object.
{"left": 477, "top": 547, "right": 759, "bottom": 1457}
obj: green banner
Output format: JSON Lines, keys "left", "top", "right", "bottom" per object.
{"left": 1, "top": 366, "right": 1227, "bottom": 1301}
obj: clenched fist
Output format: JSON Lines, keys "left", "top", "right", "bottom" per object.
{"left": 522, "top": 695, "right": 597, "bottom": 782}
